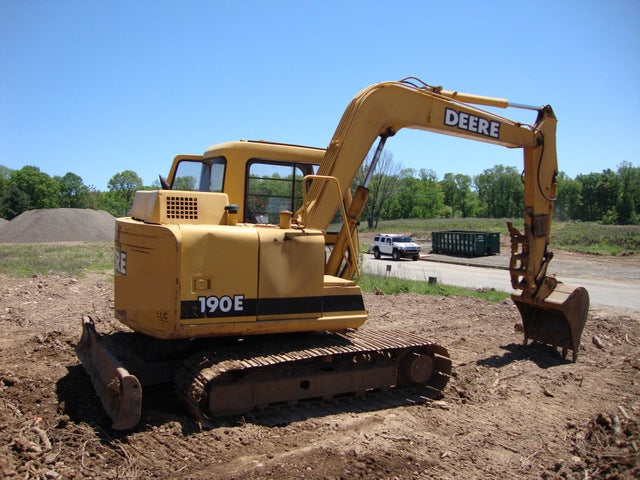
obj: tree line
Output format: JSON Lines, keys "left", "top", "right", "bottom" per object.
{"left": 356, "top": 153, "right": 639, "bottom": 227}
{"left": 1, "top": 158, "right": 638, "bottom": 226}
{"left": 0, "top": 166, "right": 145, "bottom": 220}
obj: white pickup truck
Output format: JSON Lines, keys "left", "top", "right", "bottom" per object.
{"left": 371, "top": 234, "right": 421, "bottom": 261}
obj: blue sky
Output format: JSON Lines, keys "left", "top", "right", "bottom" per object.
{"left": 1, "top": 0, "right": 639, "bottom": 190}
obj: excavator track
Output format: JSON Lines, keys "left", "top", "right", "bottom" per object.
{"left": 78, "top": 318, "right": 451, "bottom": 428}
{"left": 174, "top": 329, "right": 451, "bottom": 419}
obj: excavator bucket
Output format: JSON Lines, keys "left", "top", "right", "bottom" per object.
{"left": 76, "top": 316, "right": 142, "bottom": 429}
{"left": 512, "top": 283, "right": 589, "bottom": 361}
{"left": 507, "top": 221, "right": 589, "bottom": 362}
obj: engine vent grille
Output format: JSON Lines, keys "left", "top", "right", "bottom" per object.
{"left": 166, "top": 195, "right": 198, "bottom": 220}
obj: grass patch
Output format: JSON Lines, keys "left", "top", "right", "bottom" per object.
{"left": 550, "top": 223, "right": 640, "bottom": 255}
{"left": 368, "top": 218, "right": 523, "bottom": 237}
{"left": 359, "top": 273, "right": 509, "bottom": 303}
{"left": 0, "top": 242, "right": 113, "bottom": 277}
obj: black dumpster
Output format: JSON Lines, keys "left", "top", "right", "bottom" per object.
{"left": 431, "top": 230, "right": 500, "bottom": 256}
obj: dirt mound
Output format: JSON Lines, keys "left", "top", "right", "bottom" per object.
{"left": 0, "top": 209, "right": 115, "bottom": 243}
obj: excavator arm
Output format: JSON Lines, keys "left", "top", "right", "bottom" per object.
{"left": 301, "top": 78, "right": 588, "bottom": 360}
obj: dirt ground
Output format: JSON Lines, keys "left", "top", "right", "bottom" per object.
{"left": 1, "top": 256, "right": 639, "bottom": 479}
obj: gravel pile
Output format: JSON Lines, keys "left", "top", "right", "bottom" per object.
{"left": 0, "top": 209, "right": 115, "bottom": 243}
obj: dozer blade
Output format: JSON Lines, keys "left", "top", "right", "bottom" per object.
{"left": 76, "top": 316, "right": 142, "bottom": 430}
{"left": 512, "top": 283, "right": 589, "bottom": 362}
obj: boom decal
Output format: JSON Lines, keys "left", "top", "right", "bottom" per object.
{"left": 444, "top": 107, "right": 500, "bottom": 139}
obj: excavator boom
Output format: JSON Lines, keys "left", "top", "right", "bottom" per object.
{"left": 299, "top": 79, "right": 588, "bottom": 359}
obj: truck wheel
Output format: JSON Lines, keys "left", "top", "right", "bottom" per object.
{"left": 392, "top": 249, "right": 400, "bottom": 261}
{"left": 412, "top": 254, "right": 419, "bottom": 261}
{"left": 373, "top": 247, "right": 381, "bottom": 259}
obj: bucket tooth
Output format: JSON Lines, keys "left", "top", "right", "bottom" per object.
{"left": 512, "top": 283, "right": 589, "bottom": 361}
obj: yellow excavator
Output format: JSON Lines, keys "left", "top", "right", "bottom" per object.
{"left": 77, "top": 78, "right": 589, "bottom": 429}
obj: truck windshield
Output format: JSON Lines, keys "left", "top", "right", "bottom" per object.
{"left": 395, "top": 237, "right": 412, "bottom": 242}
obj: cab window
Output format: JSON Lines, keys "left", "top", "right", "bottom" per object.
{"left": 245, "top": 160, "right": 317, "bottom": 223}
{"left": 172, "top": 157, "right": 226, "bottom": 192}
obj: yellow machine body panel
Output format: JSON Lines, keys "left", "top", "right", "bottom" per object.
{"left": 114, "top": 190, "right": 366, "bottom": 339}
{"left": 255, "top": 228, "right": 324, "bottom": 320}
{"left": 130, "top": 189, "right": 229, "bottom": 225}
{"left": 114, "top": 218, "right": 181, "bottom": 338}
{"left": 178, "top": 224, "right": 260, "bottom": 327}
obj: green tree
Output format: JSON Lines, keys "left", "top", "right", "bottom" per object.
{"left": 441, "top": 172, "right": 476, "bottom": 218}
{"left": 576, "top": 170, "right": 619, "bottom": 222}
{"left": 82, "top": 186, "right": 106, "bottom": 211}
{"left": 387, "top": 169, "right": 446, "bottom": 219}
{"left": 460, "top": 189, "right": 481, "bottom": 218}
{"left": 0, "top": 165, "right": 11, "bottom": 219}
{"left": 0, "top": 165, "right": 11, "bottom": 184}
{"left": 108, "top": 170, "right": 144, "bottom": 198}
{"left": 555, "top": 172, "right": 583, "bottom": 221}
{"left": 56, "top": 172, "right": 90, "bottom": 208}
{"left": 615, "top": 162, "right": 640, "bottom": 225}
{"left": 387, "top": 169, "right": 419, "bottom": 219}
{"left": 474, "top": 165, "right": 523, "bottom": 218}
{"left": 96, "top": 190, "right": 130, "bottom": 217}
{"left": 575, "top": 172, "right": 600, "bottom": 221}
{"left": 0, "top": 182, "right": 31, "bottom": 220}
{"left": 596, "top": 169, "right": 620, "bottom": 224}
{"left": 104, "top": 170, "right": 144, "bottom": 216}
{"left": 413, "top": 169, "right": 446, "bottom": 218}
{"left": 0, "top": 166, "right": 60, "bottom": 219}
